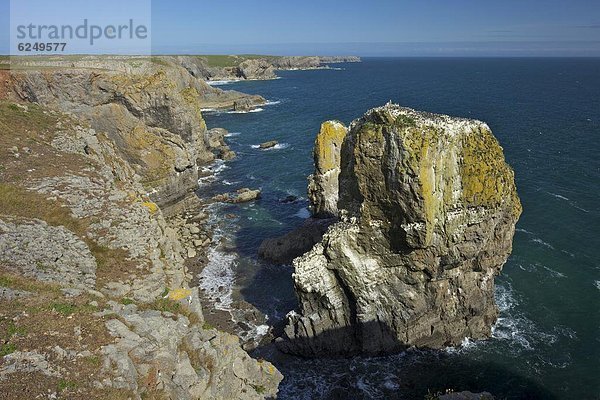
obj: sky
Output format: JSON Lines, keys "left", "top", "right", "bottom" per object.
{"left": 1, "top": 0, "right": 600, "bottom": 56}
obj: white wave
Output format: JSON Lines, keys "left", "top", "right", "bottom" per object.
{"left": 222, "top": 180, "right": 239, "bottom": 186}
{"left": 546, "top": 191, "right": 590, "bottom": 213}
{"left": 227, "top": 107, "right": 264, "bottom": 114}
{"left": 200, "top": 108, "right": 217, "bottom": 112}
{"left": 595, "top": 280, "right": 600, "bottom": 291}
{"left": 561, "top": 249, "right": 576, "bottom": 258}
{"left": 492, "top": 282, "right": 564, "bottom": 355}
{"left": 355, "top": 376, "right": 381, "bottom": 398}
{"left": 207, "top": 80, "right": 239, "bottom": 86}
{"left": 198, "top": 175, "right": 217, "bottom": 185}
{"left": 198, "top": 247, "right": 235, "bottom": 311}
{"left": 225, "top": 131, "right": 241, "bottom": 137}
{"left": 295, "top": 207, "right": 311, "bottom": 219}
{"left": 445, "top": 336, "right": 484, "bottom": 355}
{"left": 548, "top": 192, "right": 570, "bottom": 201}
{"left": 541, "top": 265, "right": 566, "bottom": 278}
{"left": 517, "top": 228, "right": 559, "bottom": 251}
{"left": 264, "top": 100, "right": 281, "bottom": 106}
{"left": 516, "top": 228, "right": 534, "bottom": 235}
{"left": 198, "top": 160, "right": 228, "bottom": 185}
{"left": 201, "top": 160, "right": 229, "bottom": 175}
{"left": 532, "top": 237, "right": 555, "bottom": 250}
{"left": 251, "top": 143, "right": 290, "bottom": 150}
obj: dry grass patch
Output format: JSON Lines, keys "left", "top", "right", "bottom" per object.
{"left": 0, "top": 268, "right": 134, "bottom": 399}
{"left": 0, "top": 183, "right": 89, "bottom": 234}
{"left": 0, "top": 184, "right": 141, "bottom": 287}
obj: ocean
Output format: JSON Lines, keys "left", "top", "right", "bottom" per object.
{"left": 200, "top": 58, "right": 600, "bottom": 399}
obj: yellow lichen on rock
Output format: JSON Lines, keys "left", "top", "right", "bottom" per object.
{"left": 314, "top": 121, "right": 347, "bottom": 174}
{"left": 459, "top": 127, "right": 521, "bottom": 216}
{"left": 167, "top": 288, "right": 192, "bottom": 301}
{"left": 142, "top": 201, "right": 159, "bottom": 214}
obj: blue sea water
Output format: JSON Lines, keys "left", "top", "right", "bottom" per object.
{"left": 200, "top": 58, "right": 600, "bottom": 399}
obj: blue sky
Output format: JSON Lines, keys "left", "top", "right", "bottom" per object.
{"left": 1, "top": 0, "right": 600, "bottom": 56}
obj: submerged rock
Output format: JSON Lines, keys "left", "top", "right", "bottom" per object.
{"left": 280, "top": 103, "right": 522, "bottom": 356}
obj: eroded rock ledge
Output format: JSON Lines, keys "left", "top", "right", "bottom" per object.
{"left": 0, "top": 59, "right": 281, "bottom": 399}
{"left": 279, "top": 103, "right": 522, "bottom": 356}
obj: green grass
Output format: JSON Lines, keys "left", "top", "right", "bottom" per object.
{"left": 0, "top": 276, "right": 12, "bottom": 287}
{"left": 0, "top": 343, "right": 17, "bottom": 356}
{"left": 85, "top": 355, "right": 101, "bottom": 367}
{"left": 7, "top": 322, "right": 27, "bottom": 337}
{"left": 195, "top": 54, "right": 275, "bottom": 67}
{"left": 121, "top": 298, "right": 135, "bottom": 306}
{"left": 51, "top": 303, "right": 77, "bottom": 316}
{"left": 251, "top": 385, "right": 266, "bottom": 395}
{"left": 151, "top": 298, "right": 182, "bottom": 314}
{"left": 160, "top": 287, "right": 170, "bottom": 298}
{"left": 57, "top": 379, "right": 78, "bottom": 392}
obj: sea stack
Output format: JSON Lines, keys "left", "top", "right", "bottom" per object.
{"left": 280, "top": 103, "right": 522, "bottom": 356}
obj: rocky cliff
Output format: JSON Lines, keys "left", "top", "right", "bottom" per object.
{"left": 170, "top": 55, "right": 361, "bottom": 82}
{"left": 280, "top": 103, "right": 522, "bottom": 356}
{"left": 0, "top": 60, "right": 281, "bottom": 398}
{"left": 308, "top": 120, "right": 348, "bottom": 217}
{"left": 5, "top": 56, "right": 264, "bottom": 212}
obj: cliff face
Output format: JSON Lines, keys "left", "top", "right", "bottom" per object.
{"left": 0, "top": 62, "right": 281, "bottom": 398}
{"left": 5, "top": 57, "right": 264, "bottom": 211}
{"left": 171, "top": 55, "right": 361, "bottom": 82}
{"left": 281, "top": 103, "right": 522, "bottom": 356}
{"left": 308, "top": 120, "right": 348, "bottom": 217}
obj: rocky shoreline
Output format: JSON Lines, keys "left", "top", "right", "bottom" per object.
{"left": 171, "top": 55, "right": 362, "bottom": 82}
{"left": 0, "top": 54, "right": 512, "bottom": 400}
{"left": 0, "top": 56, "right": 283, "bottom": 399}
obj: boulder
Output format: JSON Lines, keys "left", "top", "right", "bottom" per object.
{"left": 213, "top": 188, "right": 262, "bottom": 204}
{"left": 259, "top": 140, "right": 278, "bottom": 149}
{"left": 233, "top": 98, "right": 256, "bottom": 112}
{"left": 280, "top": 103, "right": 522, "bottom": 356}
{"left": 258, "top": 218, "right": 335, "bottom": 265}
{"left": 233, "top": 188, "right": 262, "bottom": 203}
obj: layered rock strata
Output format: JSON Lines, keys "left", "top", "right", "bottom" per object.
{"left": 171, "top": 55, "right": 361, "bottom": 82}
{"left": 280, "top": 103, "right": 522, "bottom": 356}
{"left": 0, "top": 61, "right": 282, "bottom": 398}
{"left": 4, "top": 59, "right": 262, "bottom": 212}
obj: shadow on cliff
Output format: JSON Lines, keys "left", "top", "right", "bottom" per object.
{"left": 250, "top": 321, "right": 559, "bottom": 400}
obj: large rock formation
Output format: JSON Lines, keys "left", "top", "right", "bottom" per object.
{"left": 4, "top": 57, "right": 264, "bottom": 212}
{"left": 258, "top": 121, "right": 346, "bottom": 265}
{"left": 280, "top": 103, "right": 522, "bottom": 356}
{"left": 0, "top": 61, "right": 282, "bottom": 398}
{"left": 308, "top": 120, "right": 348, "bottom": 217}
{"left": 170, "top": 55, "right": 361, "bottom": 82}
